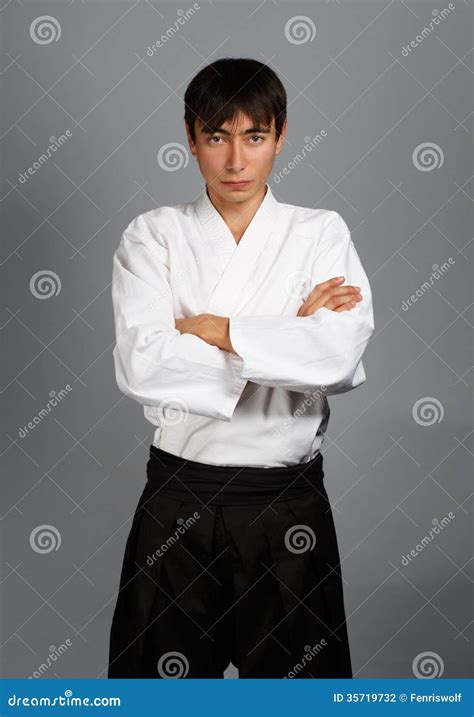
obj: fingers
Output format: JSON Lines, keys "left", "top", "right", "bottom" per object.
{"left": 317, "top": 284, "right": 361, "bottom": 299}
{"left": 307, "top": 287, "right": 362, "bottom": 311}
{"left": 314, "top": 276, "right": 345, "bottom": 290}
{"left": 326, "top": 292, "right": 362, "bottom": 310}
{"left": 307, "top": 277, "right": 361, "bottom": 301}
{"left": 333, "top": 298, "right": 360, "bottom": 312}
{"left": 298, "top": 296, "right": 359, "bottom": 316}
{"left": 306, "top": 276, "right": 344, "bottom": 301}
{"left": 297, "top": 286, "right": 362, "bottom": 316}
{"left": 297, "top": 275, "right": 365, "bottom": 316}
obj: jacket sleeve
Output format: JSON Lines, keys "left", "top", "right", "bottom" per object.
{"left": 112, "top": 214, "right": 247, "bottom": 421}
{"left": 228, "top": 211, "right": 375, "bottom": 395}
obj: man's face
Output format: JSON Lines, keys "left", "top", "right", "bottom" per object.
{"left": 185, "top": 111, "right": 287, "bottom": 201}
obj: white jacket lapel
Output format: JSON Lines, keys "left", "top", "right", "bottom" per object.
{"left": 193, "top": 182, "right": 279, "bottom": 315}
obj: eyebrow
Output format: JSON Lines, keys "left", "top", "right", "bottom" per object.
{"left": 200, "top": 126, "right": 272, "bottom": 136}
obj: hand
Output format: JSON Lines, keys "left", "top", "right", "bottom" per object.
{"left": 297, "top": 276, "right": 362, "bottom": 317}
{"left": 175, "top": 313, "right": 209, "bottom": 338}
{"left": 175, "top": 313, "right": 234, "bottom": 352}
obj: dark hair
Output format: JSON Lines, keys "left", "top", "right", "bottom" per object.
{"left": 184, "top": 57, "right": 287, "bottom": 143}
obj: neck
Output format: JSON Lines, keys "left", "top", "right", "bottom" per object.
{"left": 205, "top": 182, "right": 268, "bottom": 244}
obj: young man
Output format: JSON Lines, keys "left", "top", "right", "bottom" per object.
{"left": 108, "top": 58, "right": 374, "bottom": 679}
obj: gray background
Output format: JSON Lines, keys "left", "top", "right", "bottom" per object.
{"left": 1, "top": 0, "right": 472, "bottom": 679}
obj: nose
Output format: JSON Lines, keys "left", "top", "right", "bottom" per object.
{"left": 226, "top": 141, "right": 245, "bottom": 172}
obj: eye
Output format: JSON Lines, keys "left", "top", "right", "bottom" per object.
{"left": 250, "top": 135, "right": 265, "bottom": 144}
{"left": 208, "top": 136, "right": 224, "bottom": 144}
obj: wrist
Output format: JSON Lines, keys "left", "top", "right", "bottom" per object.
{"left": 206, "top": 314, "right": 233, "bottom": 352}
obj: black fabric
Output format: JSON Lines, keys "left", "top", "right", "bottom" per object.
{"left": 107, "top": 445, "right": 353, "bottom": 678}
{"left": 146, "top": 445, "right": 326, "bottom": 505}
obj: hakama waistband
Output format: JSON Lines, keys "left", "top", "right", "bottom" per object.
{"left": 146, "top": 445, "right": 324, "bottom": 506}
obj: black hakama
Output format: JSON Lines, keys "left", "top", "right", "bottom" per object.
{"left": 107, "top": 446, "right": 353, "bottom": 679}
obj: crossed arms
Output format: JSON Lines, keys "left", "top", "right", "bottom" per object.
{"left": 111, "top": 211, "right": 375, "bottom": 421}
{"left": 174, "top": 274, "right": 364, "bottom": 354}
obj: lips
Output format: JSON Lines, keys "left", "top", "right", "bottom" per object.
{"left": 222, "top": 180, "right": 251, "bottom": 186}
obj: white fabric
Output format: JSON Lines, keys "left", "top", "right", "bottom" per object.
{"left": 112, "top": 183, "right": 374, "bottom": 467}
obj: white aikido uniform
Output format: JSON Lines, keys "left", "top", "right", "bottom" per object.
{"left": 111, "top": 182, "right": 374, "bottom": 467}
{"left": 108, "top": 182, "right": 373, "bottom": 679}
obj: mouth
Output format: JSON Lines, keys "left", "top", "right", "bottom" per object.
{"left": 221, "top": 180, "right": 252, "bottom": 188}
